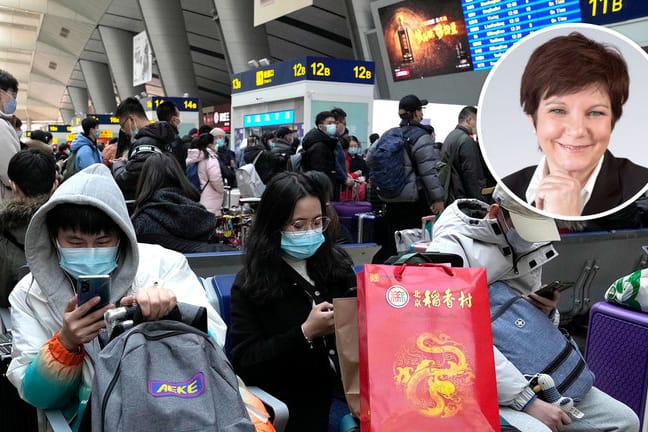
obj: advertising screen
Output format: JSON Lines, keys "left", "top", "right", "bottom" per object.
{"left": 378, "top": 0, "right": 474, "bottom": 81}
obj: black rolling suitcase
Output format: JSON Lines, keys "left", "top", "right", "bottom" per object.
{"left": 1, "top": 334, "right": 38, "bottom": 432}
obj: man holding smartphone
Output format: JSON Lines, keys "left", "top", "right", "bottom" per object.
{"left": 426, "top": 185, "right": 639, "bottom": 432}
{"left": 5, "top": 163, "right": 227, "bottom": 431}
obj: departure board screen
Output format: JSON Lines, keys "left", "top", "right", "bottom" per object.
{"left": 376, "top": 0, "right": 646, "bottom": 81}
{"left": 464, "top": 0, "right": 582, "bottom": 71}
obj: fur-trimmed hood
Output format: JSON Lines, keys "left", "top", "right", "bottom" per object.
{"left": 0, "top": 195, "right": 49, "bottom": 244}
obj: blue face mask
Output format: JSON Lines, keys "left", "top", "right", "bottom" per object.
{"left": 57, "top": 242, "right": 119, "bottom": 279}
{"left": 268, "top": 142, "right": 275, "bottom": 150}
{"left": 216, "top": 138, "right": 225, "bottom": 148}
{"left": 281, "top": 229, "right": 325, "bottom": 260}
{"left": 348, "top": 147, "right": 359, "bottom": 155}
{"left": 3, "top": 94, "right": 16, "bottom": 115}
{"left": 325, "top": 124, "right": 337, "bottom": 137}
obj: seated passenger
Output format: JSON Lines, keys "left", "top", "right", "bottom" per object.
{"left": 0, "top": 149, "right": 57, "bottom": 307}
{"left": 6, "top": 164, "right": 227, "bottom": 431}
{"left": 131, "top": 152, "right": 234, "bottom": 253}
{"left": 185, "top": 133, "right": 225, "bottom": 215}
{"left": 426, "top": 185, "right": 639, "bottom": 432}
{"left": 230, "top": 171, "right": 356, "bottom": 432}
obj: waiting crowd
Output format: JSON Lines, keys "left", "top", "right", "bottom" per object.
{"left": 0, "top": 32, "right": 644, "bottom": 432}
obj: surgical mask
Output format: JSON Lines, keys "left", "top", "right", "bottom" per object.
{"left": 505, "top": 228, "right": 541, "bottom": 255}
{"left": 216, "top": 138, "right": 225, "bottom": 148}
{"left": 16, "top": 130, "right": 22, "bottom": 139}
{"left": 57, "top": 242, "right": 119, "bottom": 279}
{"left": 348, "top": 147, "right": 359, "bottom": 155}
{"left": 95, "top": 128, "right": 101, "bottom": 137}
{"left": 325, "top": 124, "right": 337, "bottom": 137}
{"left": 3, "top": 94, "right": 16, "bottom": 115}
{"left": 281, "top": 229, "right": 325, "bottom": 260}
{"left": 268, "top": 142, "right": 275, "bottom": 150}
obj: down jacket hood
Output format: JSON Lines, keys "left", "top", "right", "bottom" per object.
{"left": 131, "top": 121, "right": 177, "bottom": 153}
{"left": 70, "top": 133, "right": 95, "bottom": 152}
{"left": 25, "top": 164, "right": 138, "bottom": 325}
{"left": 429, "top": 198, "right": 558, "bottom": 293}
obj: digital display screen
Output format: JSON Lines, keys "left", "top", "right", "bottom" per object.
{"left": 377, "top": 0, "right": 647, "bottom": 81}
{"left": 243, "top": 110, "right": 294, "bottom": 127}
{"left": 378, "top": 0, "right": 475, "bottom": 80}
{"left": 464, "top": 0, "right": 581, "bottom": 71}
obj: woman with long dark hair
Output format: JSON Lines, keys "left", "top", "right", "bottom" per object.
{"left": 230, "top": 171, "right": 356, "bottom": 432}
{"left": 186, "top": 132, "right": 224, "bottom": 215}
{"left": 131, "top": 152, "right": 229, "bottom": 252}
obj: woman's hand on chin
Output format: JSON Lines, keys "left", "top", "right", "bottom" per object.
{"left": 535, "top": 171, "right": 583, "bottom": 216}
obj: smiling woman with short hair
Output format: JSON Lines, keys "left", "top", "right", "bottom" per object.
{"left": 503, "top": 32, "right": 648, "bottom": 217}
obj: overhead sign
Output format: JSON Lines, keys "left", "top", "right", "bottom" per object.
{"left": 243, "top": 110, "right": 294, "bottom": 127}
{"left": 145, "top": 96, "right": 200, "bottom": 112}
{"left": 231, "top": 57, "right": 375, "bottom": 93}
{"left": 88, "top": 114, "right": 120, "bottom": 125}
{"left": 133, "top": 31, "right": 152, "bottom": 86}
{"left": 254, "top": 0, "right": 313, "bottom": 26}
{"left": 48, "top": 125, "right": 72, "bottom": 133}
{"left": 580, "top": 0, "right": 648, "bottom": 25}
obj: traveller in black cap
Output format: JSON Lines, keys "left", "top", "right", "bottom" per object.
{"left": 367, "top": 94, "right": 445, "bottom": 263}
{"left": 398, "top": 94, "right": 428, "bottom": 112}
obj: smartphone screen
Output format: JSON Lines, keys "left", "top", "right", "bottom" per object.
{"left": 77, "top": 275, "right": 111, "bottom": 312}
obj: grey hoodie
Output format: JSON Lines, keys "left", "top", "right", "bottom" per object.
{"left": 25, "top": 163, "right": 139, "bottom": 326}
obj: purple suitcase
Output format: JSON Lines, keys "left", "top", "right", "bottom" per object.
{"left": 585, "top": 301, "right": 648, "bottom": 430}
{"left": 331, "top": 201, "right": 372, "bottom": 241}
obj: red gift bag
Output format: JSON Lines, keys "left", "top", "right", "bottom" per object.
{"left": 358, "top": 264, "right": 500, "bottom": 431}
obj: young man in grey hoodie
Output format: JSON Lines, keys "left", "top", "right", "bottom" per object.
{"left": 6, "top": 163, "right": 227, "bottom": 431}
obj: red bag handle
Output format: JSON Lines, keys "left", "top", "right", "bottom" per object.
{"left": 393, "top": 263, "right": 455, "bottom": 281}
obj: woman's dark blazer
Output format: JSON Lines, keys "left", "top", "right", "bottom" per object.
{"left": 503, "top": 150, "right": 648, "bottom": 216}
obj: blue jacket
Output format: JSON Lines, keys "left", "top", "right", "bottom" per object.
{"left": 70, "top": 133, "right": 102, "bottom": 170}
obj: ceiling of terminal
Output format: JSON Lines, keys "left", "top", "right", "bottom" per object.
{"left": 0, "top": 0, "right": 354, "bottom": 124}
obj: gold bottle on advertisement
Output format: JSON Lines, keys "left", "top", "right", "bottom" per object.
{"left": 397, "top": 16, "right": 414, "bottom": 63}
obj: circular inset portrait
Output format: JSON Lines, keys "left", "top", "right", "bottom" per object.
{"left": 478, "top": 23, "right": 648, "bottom": 220}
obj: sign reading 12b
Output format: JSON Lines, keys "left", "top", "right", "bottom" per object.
{"left": 231, "top": 57, "right": 375, "bottom": 93}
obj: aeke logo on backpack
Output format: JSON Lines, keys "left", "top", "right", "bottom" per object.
{"left": 149, "top": 372, "right": 205, "bottom": 398}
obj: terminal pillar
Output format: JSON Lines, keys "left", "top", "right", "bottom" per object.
{"left": 60, "top": 108, "right": 75, "bottom": 125}
{"left": 68, "top": 86, "right": 90, "bottom": 117}
{"left": 212, "top": 0, "right": 271, "bottom": 74}
{"left": 138, "top": 0, "right": 198, "bottom": 97}
{"left": 98, "top": 26, "right": 146, "bottom": 101}
{"left": 79, "top": 60, "right": 117, "bottom": 114}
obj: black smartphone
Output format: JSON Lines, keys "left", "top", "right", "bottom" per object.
{"left": 534, "top": 281, "right": 574, "bottom": 299}
{"left": 77, "top": 275, "right": 111, "bottom": 312}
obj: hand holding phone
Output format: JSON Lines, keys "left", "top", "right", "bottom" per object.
{"left": 77, "top": 275, "right": 111, "bottom": 313}
{"left": 534, "top": 281, "right": 574, "bottom": 300}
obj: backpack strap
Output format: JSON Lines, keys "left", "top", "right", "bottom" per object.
{"left": 252, "top": 150, "right": 263, "bottom": 166}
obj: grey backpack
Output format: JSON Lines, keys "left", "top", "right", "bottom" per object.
{"left": 91, "top": 312, "right": 255, "bottom": 432}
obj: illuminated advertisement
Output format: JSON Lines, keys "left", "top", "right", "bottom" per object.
{"left": 378, "top": 0, "right": 474, "bottom": 81}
